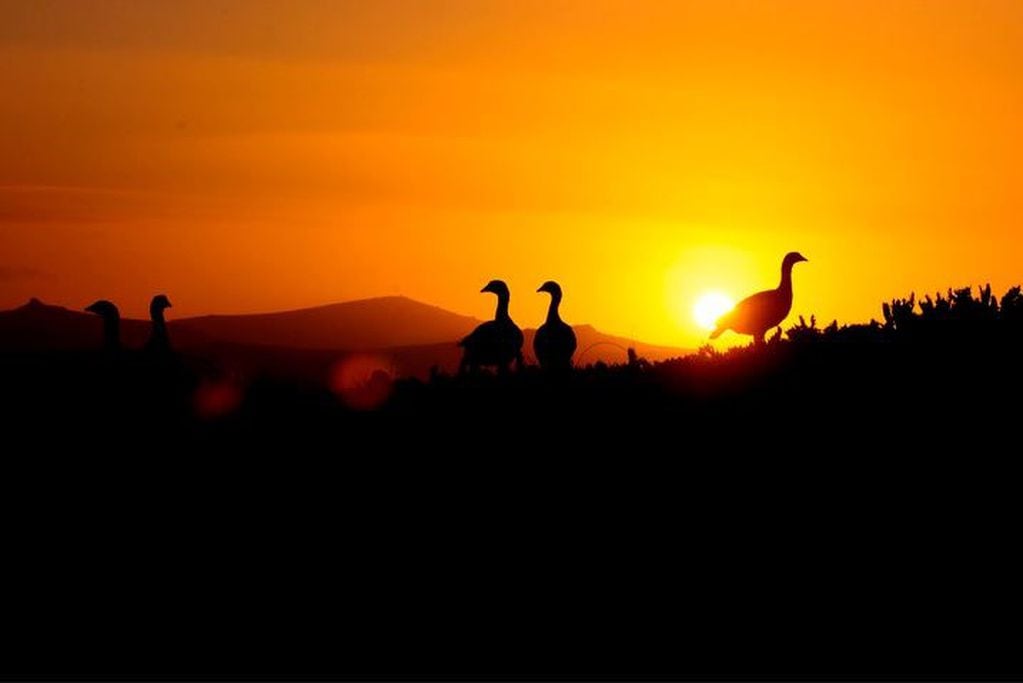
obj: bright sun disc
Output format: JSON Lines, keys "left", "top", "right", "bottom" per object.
{"left": 693, "top": 292, "right": 734, "bottom": 331}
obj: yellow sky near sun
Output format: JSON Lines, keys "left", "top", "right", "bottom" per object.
{"left": 2, "top": 0, "right": 1022, "bottom": 347}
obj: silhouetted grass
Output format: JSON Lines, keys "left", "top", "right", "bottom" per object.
{"left": 5, "top": 283, "right": 1023, "bottom": 449}
{"left": 3, "top": 283, "right": 1022, "bottom": 674}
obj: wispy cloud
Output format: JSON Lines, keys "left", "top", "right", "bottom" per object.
{"left": 0, "top": 184, "right": 167, "bottom": 224}
{"left": 0, "top": 184, "right": 143, "bottom": 196}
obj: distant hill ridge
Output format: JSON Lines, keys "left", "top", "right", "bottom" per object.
{"left": 174, "top": 295, "right": 480, "bottom": 350}
{"left": 0, "top": 296, "right": 691, "bottom": 375}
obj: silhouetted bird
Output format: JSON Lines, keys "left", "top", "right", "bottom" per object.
{"left": 147, "top": 294, "right": 173, "bottom": 352}
{"left": 459, "top": 280, "right": 524, "bottom": 374}
{"left": 534, "top": 280, "right": 577, "bottom": 370}
{"left": 711, "top": 252, "right": 808, "bottom": 345}
{"left": 85, "top": 300, "right": 121, "bottom": 351}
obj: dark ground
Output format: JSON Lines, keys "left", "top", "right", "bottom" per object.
{"left": 2, "top": 313, "right": 1021, "bottom": 676}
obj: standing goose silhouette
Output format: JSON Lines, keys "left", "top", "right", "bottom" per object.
{"left": 534, "top": 281, "right": 577, "bottom": 371}
{"left": 459, "top": 280, "right": 524, "bottom": 374}
{"left": 711, "top": 252, "right": 808, "bottom": 344}
{"left": 85, "top": 300, "right": 121, "bottom": 351}
{"left": 146, "top": 294, "right": 173, "bottom": 352}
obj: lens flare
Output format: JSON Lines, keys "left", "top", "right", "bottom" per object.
{"left": 193, "top": 378, "right": 243, "bottom": 420}
{"left": 330, "top": 354, "right": 395, "bottom": 410}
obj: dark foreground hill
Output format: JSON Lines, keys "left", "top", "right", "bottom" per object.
{"left": 2, "top": 285, "right": 1021, "bottom": 676}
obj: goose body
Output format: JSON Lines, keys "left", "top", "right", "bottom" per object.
{"left": 534, "top": 281, "right": 576, "bottom": 370}
{"left": 711, "top": 252, "right": 808, "bottom": 344}
{"left": 459, "top": 280, "right": 524, "bottom": 374}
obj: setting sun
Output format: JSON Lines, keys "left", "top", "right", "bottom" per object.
{"left": 693, "top": 292, "right": 734, "bottom": 331}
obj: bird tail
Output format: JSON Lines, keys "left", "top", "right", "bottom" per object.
{"left": 709, "top": 327, "right": 724, "bottom": 340}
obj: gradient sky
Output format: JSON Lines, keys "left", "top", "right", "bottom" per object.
{"left": 2, "top": 0, "right": 1022, "bottom": 346}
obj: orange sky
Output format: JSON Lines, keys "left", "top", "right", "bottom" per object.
{"left": 2, "top": 0, "right": 1022, "bottom": 347}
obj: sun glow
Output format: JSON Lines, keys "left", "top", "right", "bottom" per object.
{"left": 693, "top": 292, "right": 735, "bottom": 331}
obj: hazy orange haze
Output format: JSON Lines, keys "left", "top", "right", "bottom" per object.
{"left": 2, "top": 0, "right": 1022, "bottom": 347}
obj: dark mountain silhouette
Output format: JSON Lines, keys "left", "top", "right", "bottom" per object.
{"left": 0, "top": 296, "right": 690, "bottom": 378}
{"left": 0, "top": 298, "right": 150, "bottom": 350}
{"left": 172, "top": 296, "right": 481, "bottom": 350}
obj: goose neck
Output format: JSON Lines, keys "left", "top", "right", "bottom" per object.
{"left": 779, "top": 263, "right": 794, "bottom": 293}
{"left": 545, "top": 296, "right": 562, "bottom": 324}
{"left": 151, "top": 308, "right": 167, "bottom": 332}
{"left": 494, "top": 295, "right": 510, "bottom": 320}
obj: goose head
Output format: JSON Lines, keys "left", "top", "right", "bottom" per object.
{"left": 85, "top": 299, "right": 120, "bottom": 320}
{"left": 536, "top": 281, "right": 563, "bottom": 299}
{"left": 783, "top": 252, "right": 809, "bottom": 270}
{"left": 150, "top": 294, "right": 172, "bottom": 316}
{"left": 480, "top": 280, "right": 510, "bottom": 298}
